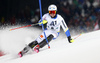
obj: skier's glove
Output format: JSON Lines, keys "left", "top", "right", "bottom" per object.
{"left": 67, "top": 36, "right": 74, "bottom": 43}
{"left": 38, "top": 20, "right": 48, "bottom": 26}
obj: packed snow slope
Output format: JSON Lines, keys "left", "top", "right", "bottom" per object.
{"left": 0, "top": 26, "right": 100, "bottom": 63}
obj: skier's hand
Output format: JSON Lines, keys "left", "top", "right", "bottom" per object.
{"left": 67, "top": 36, "right": 74, "bottom": 43}
{"left": 38, "top": 20, "right": 48, "bottom": 26}
{"left": 70, "top": 39, "right": 74, "bottom": 43}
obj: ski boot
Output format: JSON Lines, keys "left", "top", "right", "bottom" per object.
{"left": 18, "top": 41, "right": 38, "bottom": 57}
{"left": 18, "top": 51, "right": 23, "bottom": 57}
{"left": 18, "top": 45, "right": 31, "bottom": 57}
{"left": 34, "top": 45, "right": 40, "bottom": 53}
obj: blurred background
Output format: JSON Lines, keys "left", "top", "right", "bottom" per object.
{"left": 0, "top": 0, "right": 100, "bottom": 34}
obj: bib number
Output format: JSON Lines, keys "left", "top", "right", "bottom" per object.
{"left": 50, "top": 21, "right": 57, "bottom": 26}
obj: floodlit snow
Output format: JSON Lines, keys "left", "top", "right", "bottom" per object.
{"left": 0, "top": 26, "right": 100, "bottom": 63}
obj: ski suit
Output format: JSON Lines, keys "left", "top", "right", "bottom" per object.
{"left": 36, "top": 13, "right": 71, "bottom": 43}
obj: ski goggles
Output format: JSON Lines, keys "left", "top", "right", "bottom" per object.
{"left": 49, "top": 11, "right": 56, "bottom": 14}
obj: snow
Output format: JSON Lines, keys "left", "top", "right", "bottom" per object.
{"left": 0, "top": 26, "right": 100, "bottom": 63}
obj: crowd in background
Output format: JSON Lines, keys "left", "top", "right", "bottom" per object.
{"left": 58, "top": 0, "right": 100, "bottom": 33}
{"left": 0, "top": 0, "right": 100, "bottom": 33}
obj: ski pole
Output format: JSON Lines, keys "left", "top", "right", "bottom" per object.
{"left": 9, "top": 23, "right": 39, "bottom": 31}
{"left": 74, "top": 32, "right": 84, "bottom": 40}
{"left": 74, "top": 34, "right": 82, "bottom": 39}
{"left": 39, "top": 0, "right": 50, "bottom": 48}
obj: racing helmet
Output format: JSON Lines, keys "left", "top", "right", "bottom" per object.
{"left": 48, "top": 4, "right": 57, "bottom": 11}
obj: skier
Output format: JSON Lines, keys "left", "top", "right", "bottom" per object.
{"left": 18, "top": 4, "right": 74, "bottom": 57}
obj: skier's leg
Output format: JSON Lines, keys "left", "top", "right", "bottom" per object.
{"left": 28, "top": 41, "right": 38, "bottom": 48}
{"left": 18, "top": 41, "right": 38, "bottom": 57}
{"left": 34, "top": 34, "right": 54, "bottom": 52}
{"left": 39, "top": 34, "right": 54, "bottom": 48}
{"left": 34, "top": 30, "right": 58, "bottom": 52}
{"left": 18, "top": 34, "right": 53, "bottom": 57}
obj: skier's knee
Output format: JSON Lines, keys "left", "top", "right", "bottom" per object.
{"left": 39, "top": 34, "right": 54, "bottom": 48}
{"left": 28, "top": 41, "right": 38, "bottom": 48}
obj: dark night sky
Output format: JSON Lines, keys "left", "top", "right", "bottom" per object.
{"left": 0, "top": 0, "right": 59, "bottom": 19}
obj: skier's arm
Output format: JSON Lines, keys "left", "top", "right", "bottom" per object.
{"left": 61, "top": 20, "right": 74, "bottom": 43}
{"left": 38, "top": 14, "right": 48, "bottom": 26}
{"left": 61, "top": 20, "right": 70, "bottom": 37}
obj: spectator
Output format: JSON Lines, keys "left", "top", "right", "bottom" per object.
{"left": 1, "top": 17, "right": 5, "bottom": 24}
{"left": 83, "top": 1, "right": 89, "bottom": 15}
{"left": 10, "top": 16, "right": 16, "bottom": 25}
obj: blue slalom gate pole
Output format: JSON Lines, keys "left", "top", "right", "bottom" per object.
{"left": 39, "top": 0, "right": 50, "bottom": 48}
